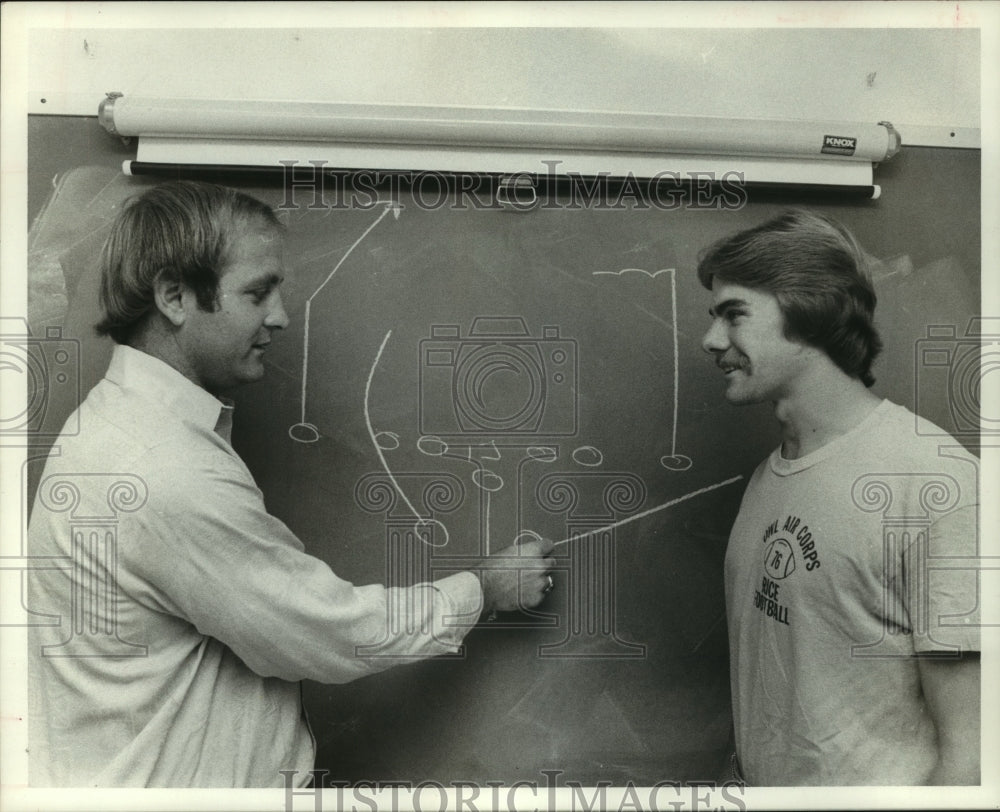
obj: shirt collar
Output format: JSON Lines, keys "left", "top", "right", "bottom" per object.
{"left": 769, "top": 398, "right": 891, "bottom": 476}
{"left": 105, "top": 344, "right": 234, "bottom": 438}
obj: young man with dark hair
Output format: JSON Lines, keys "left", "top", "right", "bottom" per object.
{"left": 28, "top": 181, "right": 555, "bottom": 787}
{"left": 699, "top": 210, "right": 980, "bottom": 785}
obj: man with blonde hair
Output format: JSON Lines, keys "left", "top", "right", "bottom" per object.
{"left": 28, "top": 181, "right": 555, "bottom": 787}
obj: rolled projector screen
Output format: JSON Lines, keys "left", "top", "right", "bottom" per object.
{"left": 99, "top": 96, "right": 901, "bottom": 164}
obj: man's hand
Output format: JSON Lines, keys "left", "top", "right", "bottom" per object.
{"left": 475, "top": 538, "right": 556, "bottom": 616}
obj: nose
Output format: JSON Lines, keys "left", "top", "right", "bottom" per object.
{"left": 265, "top": 290, "right": 290, "bottom": 330}
{"left": 701, "top": 319, "right": 728, "bottom": 354}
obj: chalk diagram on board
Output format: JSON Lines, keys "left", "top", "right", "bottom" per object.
{"left": 592, "top": 267, "right": 692, "bottom": 472}
{"left": 286, "top": 217, "right": 742, "bottom": 652}
{"left": 356, "top": 261, "right": 741, "bottom": 556}
{"left": 288, "top": 200, "right": 401, "bottom": 444}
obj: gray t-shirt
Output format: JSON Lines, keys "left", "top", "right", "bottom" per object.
{"left": 726, "top": 399, "right": 980, "bottom": 785}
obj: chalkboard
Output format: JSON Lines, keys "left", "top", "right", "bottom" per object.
{"left": 24, "top": 118, "right": 980, "bottom": 786}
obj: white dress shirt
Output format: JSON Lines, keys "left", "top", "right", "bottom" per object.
{"left": 28, "top": 344, "right": 483, "bottom": 787}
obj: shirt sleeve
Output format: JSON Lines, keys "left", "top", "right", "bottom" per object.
{"left": 903, "top": 502, "right": 981, "bottom": 656}
{"left": 117, "top": 450, "right": 485, "bottom": 683}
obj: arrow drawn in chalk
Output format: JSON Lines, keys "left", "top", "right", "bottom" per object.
{"left": 289, "top": 201, "right": 401, "bottom": 443}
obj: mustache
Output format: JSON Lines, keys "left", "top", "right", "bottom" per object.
{"left": 716, "top": 353, "right": 748, "bottom": 371}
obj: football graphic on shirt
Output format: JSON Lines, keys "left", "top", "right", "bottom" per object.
{"left": 763, "top": 537, "right": 796, "bottom": 579}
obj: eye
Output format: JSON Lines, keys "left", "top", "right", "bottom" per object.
{"left": 247, "top": 285, "right": 275, "bottom": 304}
{"left": 723, "top": 308, "right": 746, "bottom": 324}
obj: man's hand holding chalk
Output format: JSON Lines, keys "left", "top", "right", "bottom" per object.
{"left": 474, "top": 537, "right": 557, "bottom": 616}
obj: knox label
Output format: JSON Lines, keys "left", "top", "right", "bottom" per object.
{"left": 822, "top": 134, "right": 858, "bottom": 156}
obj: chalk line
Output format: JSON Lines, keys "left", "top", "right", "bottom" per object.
{"left": 299, "top": 300, "right": 312, "bottom": 424}
{"left": 592, "top": 268, "right": 675, "bottom": 278}
{"left": 594, "top": 267, "right": 686, "bottom": 465}
{"left": 551, "top": 474, "right": 743, "bottom": 548}
{"left": 484, "top": 492, "right": 492, "bottom": 556}
{"left": 297, "top": 202, "right": 398, "bottom": 431}
{"left": 691, "top": 610, "right": 726, "bottom": 653}
{"left": 363, "top": 330, "right": 442, "bottom": 541}
{"left": 307, "top": 202, "right": 397, "bottom": 306}
{"left": 669, "top": 268, "right": 679, "bottom": 456}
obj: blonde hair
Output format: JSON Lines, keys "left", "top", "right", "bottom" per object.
{"left": 95, "top": 181, "right": 283, "bottom": 344}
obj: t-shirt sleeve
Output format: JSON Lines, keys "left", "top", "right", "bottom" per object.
{"left": 903, "top": 501, "right": 981, "bottom": 655}
{"left": 117, "top": 453, "right": 484, "bottom": 683}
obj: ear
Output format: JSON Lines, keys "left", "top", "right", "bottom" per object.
{"left": 152, "top": 271, "right": 188, "bottom": 327}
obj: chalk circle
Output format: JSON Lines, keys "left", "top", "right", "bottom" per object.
{"left": 513, "top": 530, "right": 555, "bottom": 555}
{"left": 572, "top": 446, "right": 604, "bottom": 467}
{"left": 417, "top": 435, "right": 449, "bottom": 456}
{"left": 512, "top": 529, "right": 544, "bottom": 547}
{"left": 472, "top": 468, "right": 504, "bottom": 492}
{"left": 526, "top": 446, "right": 558, "bottom": 463}
{"left": 413, "top": 517, "right": 450, "bottom": 548}
{"left": 374, "top": 431, "right": 400, "bottom": 451}
{"left": 289, "top": 422, "right": 320, "bottom": 443}
{"left": 660, "top": 454, "right": 693, "bottom": 472}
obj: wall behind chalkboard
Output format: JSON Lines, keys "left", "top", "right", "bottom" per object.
{"left": 26, "top": 118, "right": 980, "bottom": 785}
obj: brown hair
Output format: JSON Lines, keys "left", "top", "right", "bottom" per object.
{"left": 697, "top": 209, "right": 882, "bottom": 387}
